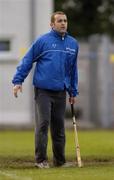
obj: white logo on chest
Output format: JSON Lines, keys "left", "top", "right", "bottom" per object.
{"left": 66, "top": 47, "right": 75, "bottom": 52}
{"left": 52, "top": 44, "right": 57, "bottom": 48}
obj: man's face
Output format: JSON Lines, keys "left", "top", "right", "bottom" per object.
{"left": 51, "top": 14, "right": 68, "bottom": 35}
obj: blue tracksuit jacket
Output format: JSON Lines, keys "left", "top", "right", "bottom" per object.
{"left": 12, "top": 30, "right": 79, "bottom": 97}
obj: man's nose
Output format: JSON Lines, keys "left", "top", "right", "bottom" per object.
{"left": 61, "top": 20, "right": 65, "bottom": 24}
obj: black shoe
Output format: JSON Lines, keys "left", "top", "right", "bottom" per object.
{"left": 54, "top": 162, "right": 74, "bottom": 168}
{"left": 35, "top": 161, "right": 50, "bottom": 169}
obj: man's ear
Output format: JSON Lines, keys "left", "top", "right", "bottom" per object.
{"left": 50, "top": 22, "right": 54, "bottom": 29}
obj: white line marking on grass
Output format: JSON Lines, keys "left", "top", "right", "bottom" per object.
{"left": 0, "top": 170, "right": 32, "bottom": 180}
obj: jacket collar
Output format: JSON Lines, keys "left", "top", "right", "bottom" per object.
{"left": 50, "top": 29, "right": 68, "bottom": 40}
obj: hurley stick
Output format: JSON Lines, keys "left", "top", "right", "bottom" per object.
{"left": 71, "top": 103, "right": 82, "bottom": 167}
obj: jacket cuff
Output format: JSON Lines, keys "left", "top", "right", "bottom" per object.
{"left": 68, "top": 89, "right": 79, "bottom": 97}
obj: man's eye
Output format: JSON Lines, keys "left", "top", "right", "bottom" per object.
{"left": 58, "top": 20, "right": 62, "bottom": 23}
{"left": 58, "top": 19, "right": 67, "bottom": 23}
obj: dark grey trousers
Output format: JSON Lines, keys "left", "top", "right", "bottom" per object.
{"left": 34, "top": 88, "right": 66, "bottom": 166}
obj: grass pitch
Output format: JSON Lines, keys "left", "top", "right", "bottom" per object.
{"left": 0, "top": 130, "right": 114, "bottom": 180}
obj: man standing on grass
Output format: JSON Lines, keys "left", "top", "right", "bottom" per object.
{"left": 12, "top": 11, "right": 79, "bottom": 168}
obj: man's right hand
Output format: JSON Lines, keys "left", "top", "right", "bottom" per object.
{"left": 13, "top": 85, "right": 22, "bottom": 98}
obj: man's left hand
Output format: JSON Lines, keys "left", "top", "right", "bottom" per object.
{"left": 69, "top": 97, "right": 76, "bottom": 104}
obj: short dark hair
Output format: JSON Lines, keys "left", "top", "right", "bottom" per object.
{"left": 51, "top": 11, "right": 67, "bottom": 23}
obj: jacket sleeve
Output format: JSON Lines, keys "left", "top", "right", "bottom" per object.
{"left": 69, "top": 44, "right": 79, "bottom": 97}
{"left": 12, "top": 37, "right": 43, "bottom": 85}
